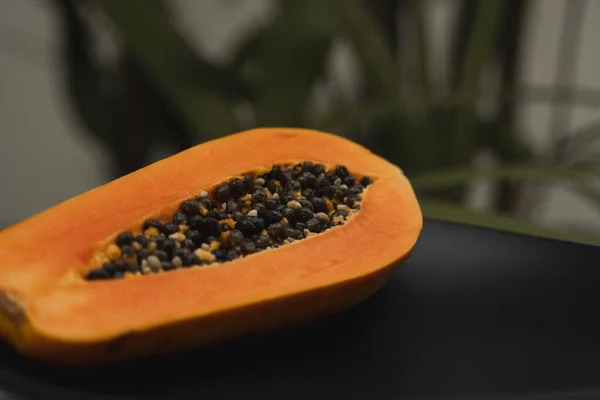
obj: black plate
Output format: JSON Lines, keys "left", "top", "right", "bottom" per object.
{"left": 1, "top": 218, "right": 600, "bottom": 400}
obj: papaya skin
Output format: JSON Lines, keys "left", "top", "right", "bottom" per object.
{"left": 0, "top": 127, "right": 422, "bottom": 366}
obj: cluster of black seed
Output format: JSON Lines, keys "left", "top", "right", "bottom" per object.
{"left": 86, "top": 162, "right": 373, "bottom": 280}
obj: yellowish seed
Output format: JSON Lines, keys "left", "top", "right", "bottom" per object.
{"left": 169, "top": 232, "right": 186, "bottom": 242}
{"left": 147, "top": 255, "right": 161, "bottom": 269}
{"left": 201, "top": 243, "right": 210, "bottom": 251}
{"left": 209, "top": 241, "right": 220, "bottom": 251}
{"left": 199, "top": 206, "right": 209, "bottom": 216}
{"left": 179, "top": 225, "right": 189, "bottom": 233}
{"left": 287, "top": 200, "right": 301, "bottom": 209}
{"left": 281, "top": 217, "right": 289, "bottom": 227}
{"left": 147, "top": 241, "right": 158, "bottom": 252}
{"left": 220, "top": 230, "right": 231, "bottom": 244}
{"left": 241, "top": 194, "right": 252, "bottom": 202}
{"left": 219, "top": 219, "right": 236, "bottom": 229}
{"left": 124, "top": 254, "right": 137, "bottom": 264}
{"left": 172, "top": 256, "right": 183, "bottom": 268}
{"left": 256, "top": 166, "right": 270, "bottom": 175}
{"left": 272, "top": 193, "right": 280, "bottom": 200}
{"left": 247, "top": 209, "right": 258, "bottom": 217}
{"left": 144, "top": 227, "right": 160, "bottom": 237}
{"left": 316, "top": 212, "right": 330, "bottom": 224}
{"left": 325, "top": 197, "right": 334, "bottom": 213}
{"left": 132, "top": 241, "right": 142, "bottom": 252}
{"left": 106, "top": 244, "right": 122, "bottom": 261}
{"left": 264, "top": 188, "right": 272, "bottom": 198}
{"left": 194, "top": 248, "right": 216, "bottom": 262}
{"left": 337, "top": 204, "right": 350, "bottom": 212}
{"left": 200, "top": 191, "right": 209, "bottom": 197}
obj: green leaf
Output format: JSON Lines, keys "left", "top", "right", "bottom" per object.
{"left": 96, "top": 0, "right": 238, "bottom": 139}
{"left": 420, "top": 201, "right": 600, "bottom": 246}
{"left": 452, "top": 0, "right": 505, "bottom": 163}
{"left": 411, "top": 163, "right": 599, "bottom": 190}
{"left": 410, "top": 0, "right": 431, "bottom": 104}
{"left": 237, "top": 0, "right": 336, "bottom": 126}
{"left": 53, "top": 0, "right": 114, "bottom": 149}
{"left": 335, "top": 0, "right": 401, "bottom": 101}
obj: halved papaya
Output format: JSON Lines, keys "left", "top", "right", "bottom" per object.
{"left": 0, "top": 128, "right": 422, "bottom": 366}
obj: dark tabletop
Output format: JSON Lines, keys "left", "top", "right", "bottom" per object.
{"left": 1, "top": 218, "right": 600, "bottom": 400}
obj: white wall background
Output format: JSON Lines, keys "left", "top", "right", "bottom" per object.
{"left": 1, "top": 0, "right": 599, "bottom": 232}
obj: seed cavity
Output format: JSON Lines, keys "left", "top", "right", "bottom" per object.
{"left": 85, "top": 163, "right": 373, "bottom": 280}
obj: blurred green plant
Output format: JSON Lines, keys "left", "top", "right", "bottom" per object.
{"left": 49, "top": 0, "right": 600, "bottom": 245}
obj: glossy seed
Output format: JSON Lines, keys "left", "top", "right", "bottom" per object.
{"left": 241, "top": 240, "right": 257, "bottom": 254}
{"left": 226, "top": 249, "right": 241, "bottom": 260}
{"left": 162, "top": 222, "right": 179, "bottom": 235}
{"left": 267, "top": 222, "right": 286, "bottom": 241}
{"left": 265, "top": 199, "right": 279, "bottom": 210}
{"left": 306, "top": 218, "right": 321, "bottom": 233}
{"left": 286, "top": 228, "right": 304, "bottom": 240}
{"left": 116, "top": 232, "right": 134, "bottom": 247}
{"left": 161, "top": 261, "right": 175, "bottom": 271}
{"left": 181, "top": 200, "right": 201, "bottom": 217}
{"left": 143, "top": 219, "right": 163, "bottom": 231}
{"left": 236, "top": 216, "right": 264, "bottom": 237}
{"left": 360, "top": 176, "right": 373, "bottom": 186}
{"left": 199, "top": 196, "right": 214, "bottom": 211}
{"left": 154, "top": 250, "right": 169, "bottom": 262}
{"left": 230, "top": 178, "right": 245, "bottom": 197}
{"left": 298, "top": 198, "right": 313, "bottom": 210}
{"left": 252, "top": 189, "right": 267, "bottom": 203}
{"left": 295, "top": 208, "right": 313, "bottom": 222}
{"left": 254, "top": 235, "right": 270, "bottom": 249}
{"left": 134, "top": 235, "right": 148, "bottom": 247}
{"left": 187, "top": 229, "right": 203, "bottom": 245}
{"left": 215, "top": 183, "right": 231, "bottom": 202}
{"left": 172, "top": 212, "right": 187, "bottom": 225}
{"left": 88, "top": 269, "right": 110, "bottom": 280}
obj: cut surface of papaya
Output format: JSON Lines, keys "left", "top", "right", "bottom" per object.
{"left": 0, "top": 128, "right": 422, "bottom": 366}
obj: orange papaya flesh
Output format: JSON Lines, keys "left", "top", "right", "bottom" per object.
{"left": 0, "top": 127, "right": 422, "bottom": 366}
